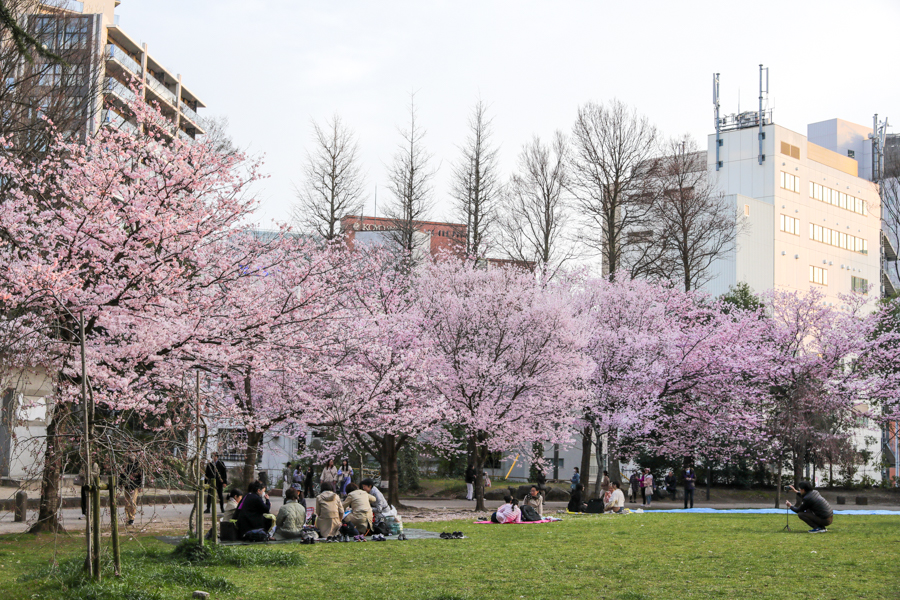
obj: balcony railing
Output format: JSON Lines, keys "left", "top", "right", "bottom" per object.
{"left": 105, "top": 44, "right": 142, "bottom": 77}
{"left": 100, "top": 109, "right": 137, "bottom": 134}
{"left": 104, "top": 77, "right": 137, "bottom": 103}
{"left": 179, "top": 101, "right": 202, "bottom": 127}
{"left": 145, "top": 74, "right": 176, "bottom": 106}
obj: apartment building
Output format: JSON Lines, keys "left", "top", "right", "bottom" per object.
{"left": 23, "top": 0, "right": 205, "bottom": 140}
{"left": 705, "top": 118, "right": 883, "bottom": 308}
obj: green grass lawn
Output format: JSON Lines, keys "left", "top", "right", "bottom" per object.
{"left": 1, "top": 513, "right": 897, "bottom": 600}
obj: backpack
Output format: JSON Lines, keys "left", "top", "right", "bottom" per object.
{"left": 243, "top": 528, "right": 269, "bottom": 542}
{"left": 219, "top": 521, "right": 238, "bottom": 542}
{"left": 520, "top": 505, "right": 542, "bottom": 522}
{"left": 372, "top": 519, "right": 391, "bottom": 536}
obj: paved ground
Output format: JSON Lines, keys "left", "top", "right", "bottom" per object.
{"left": 1, "top": 496, "right": 897, "bottom": 535}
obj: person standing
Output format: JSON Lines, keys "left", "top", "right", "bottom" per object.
{"left": 120, "top": 454, "right": 143, "bottom": 526}
{"left": 665, "top": 470, "right": 677, "bottom": 501}
{"left": 464, "top": 464, "right": 475, "bottom": 501}
{"left": 683, "top": 467, "right": 697, "bottom": 509}
{"left": 535, "top": 469, "right": 547, "bottom": 495}
{"left": 303, "top": 464, "right": 315, "bottom": 498}
{"left": 205, "top": 452, "right": 227, "bottom": 513}
{"left": 629, "top": 471, "right": 641, "bottom": 503}
{"left": 570, "top": 467, "right": 580, "bottom": 492}
{"left": 320, "top": 458, "right": 338, "bottom": 490}
{"left": 642, "top": 468, "right": 654, "bottom": 507}
{"left": 338, "top": 459, "right": 354, "bottom": 495}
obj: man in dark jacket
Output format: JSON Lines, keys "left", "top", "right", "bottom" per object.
{"left": 465, "top": 465, "right": 475, "bottom": 501}
{"left": 787, "top": 481, "right": 834, "bottom": 532}
{"left": 683, "top": 468, "right": 697, "bottom": 509}
{"left": 303, "top": 465, "right": 315, "bottom": 499}
{"left": 235, "top": 480, "right": 274, "bottom": 538}
{"left": 665, "top": 471, "right": 677, "bottom": 501}
{"left": 204, "top": 453, "right": 228, "bottom": 513}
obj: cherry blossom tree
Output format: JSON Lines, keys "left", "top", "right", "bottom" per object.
{"left": 303, "top": 255, "right": 446, "bottom": 506}
{"left": 415, "top": 258, "right": 591, "bottom": 510}
{"left": 0, "top": 92, "right": 274, "bottom": 532}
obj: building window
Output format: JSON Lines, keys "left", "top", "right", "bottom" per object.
{"left": 810, "top": 266, "right": 828, "bottom": 286}
{"left": 851, "top": 276, "right": 868, "bottom": 294}
{"left": 808, "top": 181, "right": 868, "bottom": 217}
{"left": 780, "top": 214, "right": 800, "bottom": 235}
{"left": 781, "top": 171, "right": 800, "bottom": 193}
{"left": 744, "top": 204, "right": 750, "bottom": 216}
{"left": 807, "top": 224, "right": 867, "bottom": 255}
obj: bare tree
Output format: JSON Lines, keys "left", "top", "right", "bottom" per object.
{"left": 1, "top": 0, "right": 103, "bottom": 159}
{"left": 568, "top": 99, "right": 658, "bottom": 278}
{"left": 450, "top": 100, "right": 501, "bottom": 258}
{"left": 292, "top": 114, "right": 365, "bottom": 241}
{"left": 643, "top": 135, "right": 744, "bottom": 292}
{"left": 384, "top": 94, "right": 435, "bottom": 259}
{"left": 498, "top": 132, "right": 573, "bottom": 269}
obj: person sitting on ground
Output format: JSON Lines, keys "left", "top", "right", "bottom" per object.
{"left": 604, "top": 481, "right": 625, "bottom": 514}
{"left": 235, "top": 480, "right": 275, "bottom": 538}
{"left": 567, "top": 483, "right": 587, "bottom": 513}
{"left": 786, "top": 481, "right": 834, "bottom": 533}
{"left": 492, "top": 496, "right": 522, "bottom": 523}
{"left": 522, "top": 485, "right": 544, "bottom": 516}
{"left": 221, "top": 489, "right": 243, "bottom": 522}
{"left": 343, "top": 482, "right": 377, "bottom": 535}
{"left": 274, "top": 488, "right": 307, "bottom": 539}
{"left": 315, "top": 482, "right": 344, "bottom": 539}
{"left": 360, "top": 478, "right": 389, "bottom": 520}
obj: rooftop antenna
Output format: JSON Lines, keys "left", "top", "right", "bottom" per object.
{"left": 870, "top": 114, "right": 889, "bottom": 183}
{"left": 758, "top": 64, "right": 769, "bottom": 165}
{"left": 713, "top": 73, "right": 722, "bottom": 171}
{"left": 373, "top": 184, "right": 377, "bottom": 219}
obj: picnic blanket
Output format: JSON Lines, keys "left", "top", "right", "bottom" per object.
{"left": 155, "top": 528, "right": 442, "bottom": 546}
{"left": 644, "top": 508, "right": 900, "bottom": 516}
{"left": 475, "top": 518, "right": 561, "bottom": 524}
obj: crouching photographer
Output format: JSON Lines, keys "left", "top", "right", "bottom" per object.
{"left": 786, "top": 481, "right": 833, "bottom": 533}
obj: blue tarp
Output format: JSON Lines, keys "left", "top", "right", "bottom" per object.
{"left": 642, "top": 508, "right": 900, "bottom": 515}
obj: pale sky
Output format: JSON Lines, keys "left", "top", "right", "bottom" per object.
{"left": 116, "top": 0, "right": 900, "bottom": 227}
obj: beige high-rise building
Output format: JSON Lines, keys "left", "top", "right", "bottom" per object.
{"left": 23, "top": 0, "right": 205, "bottom": 140}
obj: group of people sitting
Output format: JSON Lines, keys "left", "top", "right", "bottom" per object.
{"left": 568, "top": 470, "right": 626, "bottom": 514}
{"left": 221, "top": 476, "right": 390, "bottom": 542}
{"left": 490, "top": 486, "right": 546, "bottom": 523}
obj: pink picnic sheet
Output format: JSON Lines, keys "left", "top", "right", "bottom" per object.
{"left": 474, "top": 518, "right": 560, "bottom": 524}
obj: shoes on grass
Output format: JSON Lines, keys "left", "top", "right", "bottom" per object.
{"left": 397, "top": 533, "right": 408, "bottom": 541}
{"left": 808, "top": 527, "right": 828, "bottom": 533}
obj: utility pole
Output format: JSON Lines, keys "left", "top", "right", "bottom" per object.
{"left": 80, "top": 312, "right": 94, "bottom": 578}
{"left": 195, "top": 371, "right": 204, "bottom": 546}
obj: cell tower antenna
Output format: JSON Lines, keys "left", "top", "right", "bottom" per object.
{"left": 758, "top": 64, "right": 769, "bottom": 165}
{"left": 870, "top": 114, "right": 889, "bottom": 183}
{"left": 713, "top": 73, "right": 722, "bottom": 171}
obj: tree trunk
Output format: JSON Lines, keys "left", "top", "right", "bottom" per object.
{"left": 607, "top": 428, "right": 622, "bottom": 484}
{"left": 593, "top": 430, "right": 605, "bottom": 499}
{"left": 473, "top": 441, "right": 487, "bottom": 512}
{"left": 775, "top": 469, "right": 782, "bottom": 509}
{"left": 29, "top": 401, "right": 69, "bottom": 533}
{"left": 579, "top": 426, "right": 592, "bottom": 494}
{"left": 243, "top": 430, "right": 264, "bottom": 486}
{"left": 378, "top": 435, "right": 402, "bottom": 508}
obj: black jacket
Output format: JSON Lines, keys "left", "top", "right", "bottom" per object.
{"left": 790, "top": 490, "right": 833, "bottom": 520}
{"left": 121, "top": 460, "right": 143, "bottom": 492}
{"left": 303, "top": 469, "right": 314, "bottom": 485}
{"left": 567, "top": 488, "right": 583, "bottom": 512}
{"left": 235, "top": 492, "right": 272, "bottom": 535}
{"left": 464, "top": 467, "right": 475, "bottom": 484}
{"left": 215, "top": 459, "right": 228, "bottom": 484}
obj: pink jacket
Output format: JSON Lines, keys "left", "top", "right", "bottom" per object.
{"left": 496, "top": 503, "right": 522, "bottom": 523}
